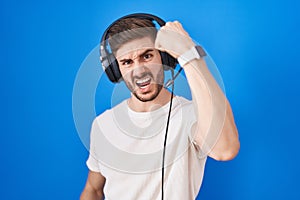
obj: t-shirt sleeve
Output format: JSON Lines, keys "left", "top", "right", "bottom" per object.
{"left": 185, "top": 103, "right": 209, "bottom": 160}
{"left": 86, "top": 118, "right": 101, "bottom": 173}
{"left": 189, "top": 123, "right": 208, "bottom": 160}
{"left": 86, "top": 154, "right": 101, "bottom": 172}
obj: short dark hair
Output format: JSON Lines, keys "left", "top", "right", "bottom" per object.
{"left": 107, "top": 18, "right": 157, "bottom": 53}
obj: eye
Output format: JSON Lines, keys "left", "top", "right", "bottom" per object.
{"left": 122, "top": 59, "right": 132, "bottom": 66}
{"left": 143, "top": 53, "right": 153, "bottom": 60}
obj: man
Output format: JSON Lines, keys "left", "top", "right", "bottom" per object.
{"left": 80, "top": 14, "right": 240, "bottom": 200}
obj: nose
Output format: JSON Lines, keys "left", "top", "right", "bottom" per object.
{"left": 132, "top": 62, "right": 148, "bottom": 78}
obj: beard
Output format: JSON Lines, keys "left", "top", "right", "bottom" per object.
{"left": 132, "top": 83, "right": 163, "bottom": 102}
{"left": 123, "top": 68, "right": 164, "bottom": 102}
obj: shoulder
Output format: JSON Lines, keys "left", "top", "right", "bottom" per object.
{"left": 93, "top": 99, "right": 128, "bottom": 124}
{"left": 173, "top": 96, "right": 195, "bottom": 112}
{"left": 176, "top": 96, "right": 192, "bottom": 105}
{"left": 172, "top": 96, "right": 197, "bottom": 125}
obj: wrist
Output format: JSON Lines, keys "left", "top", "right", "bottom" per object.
{"left": 177, "top": 45, "right": 206, "bottom": 67}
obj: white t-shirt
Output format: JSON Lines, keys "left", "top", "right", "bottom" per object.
{"left": 87, "top": 96, "right": 207, "bottom": 200}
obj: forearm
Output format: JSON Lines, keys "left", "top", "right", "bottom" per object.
{"left": 183, "top": 58, "right": 239, "bottom": 160}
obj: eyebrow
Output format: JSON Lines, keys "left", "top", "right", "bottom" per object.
{"left": 119, "top": 49, "right": 154, "bottom": 63}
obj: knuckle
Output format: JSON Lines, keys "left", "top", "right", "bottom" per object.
{"left": 165, "top": 21, "right": 172, "bottom": 26}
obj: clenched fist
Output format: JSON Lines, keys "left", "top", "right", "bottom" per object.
{"left": 155, "top": 21, "right": 195, "bottom": 59}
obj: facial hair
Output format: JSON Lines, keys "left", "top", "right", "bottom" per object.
{"left": 124, "top": 68, "right": 164, "bottom": 102}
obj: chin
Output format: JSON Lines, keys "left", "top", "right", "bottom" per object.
{"left": 134, "top": 85, "right": 162, "bottom": 102}
{"left": 134, "top": 92, "right": 158, "bottom": 102}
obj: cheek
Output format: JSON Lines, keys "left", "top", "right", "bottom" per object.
{"left": 120, "top": 68, "right": 133, "bottom": 82}
{"left": 153, "top": 66, "right": 164, "bottom": 78}
{"left": 149, "top": 68, "right": 164, "bottom": 85}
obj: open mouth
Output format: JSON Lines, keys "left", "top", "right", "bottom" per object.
{"left": 135, "top": 76, "right": 151, "bottom": 89}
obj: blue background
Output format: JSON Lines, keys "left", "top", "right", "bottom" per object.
{"left": 1, "top": 0, "right": 299, "bottom": 199}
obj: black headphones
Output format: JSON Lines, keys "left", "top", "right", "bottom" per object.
{"left": 100, "top": 13, "right": 178, "bottom": 83}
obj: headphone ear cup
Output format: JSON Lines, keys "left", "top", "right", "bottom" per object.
{"left": 105, "top": 54, "right": 122, "bottom": 83}
{"left": 110, "top": 54, "right": 123, "bottom": 83}
{"left": 160, "top": 52, "right": 178, "bottom": 70}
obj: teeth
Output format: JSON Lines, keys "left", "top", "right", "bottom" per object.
{"left": 136, "top": 77, "right": 151, "bottom": 84}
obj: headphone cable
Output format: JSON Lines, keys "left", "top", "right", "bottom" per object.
{"left": 161, "top": 69, "right": 175, "bottom": 200}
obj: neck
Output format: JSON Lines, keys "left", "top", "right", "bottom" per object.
{"left": 127, "top": 88, "right": 172, "bottom": 112}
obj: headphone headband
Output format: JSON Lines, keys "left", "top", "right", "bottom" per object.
{"left": 101, "top": 13, "right": 166, "bottom": 43}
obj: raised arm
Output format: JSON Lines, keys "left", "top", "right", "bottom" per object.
{"left": 155, "top": 21, "right": 240, "bottom": 161}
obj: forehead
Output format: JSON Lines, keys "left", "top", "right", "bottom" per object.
{"left": 115, "top": 37, "right": 155, "bottom": 59}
